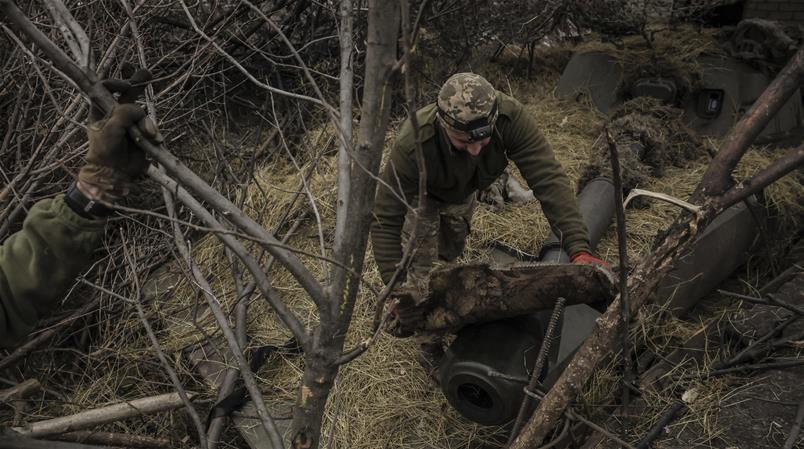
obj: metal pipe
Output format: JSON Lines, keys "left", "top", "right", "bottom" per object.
{"left": 658, "top": 197, "right": 761, "bottom": 313}
{"left": 540, "top": 177, "right": 617, "bottom": 262}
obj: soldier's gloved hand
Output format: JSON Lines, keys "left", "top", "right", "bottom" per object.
{"left": 385, "top": 282, "right": 427, "bottom": 338}
{"left": 571, "top": 250, "right": 616, "bottom": 284}
{"left": 78, "top": 64, "right": 162, "bottom": 203}
{"left": 571, "top": 251, "right": 610, "bottom": 269}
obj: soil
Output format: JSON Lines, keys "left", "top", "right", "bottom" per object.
{"left": 657, "top": 365, "right": 804, "bottom": 449}
{"left": 656, "top": 276, "right": 804, "bottom": 449}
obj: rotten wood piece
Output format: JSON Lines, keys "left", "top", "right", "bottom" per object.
{"left": 392, "top": 262, "right": 616, "bottom": 336}
{"left": 11, "top": 392, "right": 194, "bottom": 437}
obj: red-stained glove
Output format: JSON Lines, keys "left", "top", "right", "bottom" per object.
{"left": 570, "top": 251, "right": 610, "bottom": 269}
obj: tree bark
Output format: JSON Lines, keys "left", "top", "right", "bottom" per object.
{"left": 55, "top": 431, "right": 172, "bottom": 449}
{"left": 392, "top": 263, "right": 615, "bottom": 335}
{"left": 0, "top": 437, "right": 117, "bottom": 449}
{"left": 289, "top": 2, "right": 399, "bottom": 448}
{"left": 11, "top": 393, "right": 194, "bottom": 438}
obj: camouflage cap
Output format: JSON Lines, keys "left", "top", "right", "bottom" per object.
{"left": 437, "top": 73, "right": 498, "bottom": 126}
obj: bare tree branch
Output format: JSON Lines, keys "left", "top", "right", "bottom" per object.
{"left": 719, "top": 142, "right": 804, "bottom": 211}
{"left": 120, "top": 231, "right": 208, "bottom": 449}
{"left": 11, "top": 393, "right": 194, "bottom": 437}
{"left": 0, "top": 0, "right": 329, "bottom": 309}
{"left": 510, "top": 41, "right": 804, "bottom": 449}
{"left": 148, "top": 167, "right": 309, "bottom": 344}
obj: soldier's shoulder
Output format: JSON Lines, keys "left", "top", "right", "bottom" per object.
{"left": 496, "top": 92, "right": 525, "bottom": 119}
{"left": 394, "top": 103, "right": 438, "bottom": 154}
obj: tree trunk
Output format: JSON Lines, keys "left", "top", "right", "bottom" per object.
{"left": 289, "top": 1, "right": 400, "bottom": 448}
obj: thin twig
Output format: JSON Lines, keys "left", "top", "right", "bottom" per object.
{"left": 783, "top": 398, "right": 804, "bottom": 449}
{"left": 702, "top": 358, "right": 804, "bottom": 378}
{"left": 520, "top": 388, "right": 637, "bottom": 449}
{"left": 635, "top": 402, "right": 685, "bottom": 449}
{"left": 42, "top": 0, "right": 90, "bottom": 68}
{"left": 120, "top": 230, "right": 208, "bottom": 449}
{"left": 566, "top": 408, "right": 638, "bottom": 449}
{"left": 147, "top": 167, "right": 309, "bottom": 342}
{"left": 718, "top": 289, "right": 804, "bottom": 316}
{"left": 0, "top": 0, "right": 329, "bottom": 310}
{"left": 166, "top": 197, "right": 287, "bottom": 449}
{"left": 606, "top": 126, "right": 635, "bottom": 418}
{"left": 719, "top": 316, "right": 801, "bottom": 369}
{"left": 0, "top": 296, "right": 100, "bottom": 372}
{"left": 175, "top": 0, "right": 332, "bottom": 111}
{"left": 335, "top": 298, "right": 397, "bottom": 365}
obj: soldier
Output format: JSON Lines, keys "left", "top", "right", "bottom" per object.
{"left": 370, "top": 72, "right": 608, "bottom": 376}
{"left": 0, "top": 67, "right": 160, "bottom": 347}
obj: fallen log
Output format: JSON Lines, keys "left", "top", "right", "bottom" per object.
{"left": 11, "top": 392, "right": 194, "bottom": 438}
{"left": 391, "top": 262, "right": 616, "bottom": 336}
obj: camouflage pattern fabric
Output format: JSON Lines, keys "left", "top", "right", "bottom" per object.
{"left": 478, "top": 168, "right": 510, "bottom": 210}
{"left": 478, "top": 167, "right": 536, "bottom": 210}
{"left": 437, "top": 73, "right": 498, "bottom": 125}
{"left": 400, "top": 194, "right": 476, "bottom": 302}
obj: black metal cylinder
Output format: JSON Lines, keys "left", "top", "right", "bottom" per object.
{"left": 439, "top": 315, "right": 544, "bottom": 426}
{"left": 540, "top": 177, "right": 617, "bottom": 262}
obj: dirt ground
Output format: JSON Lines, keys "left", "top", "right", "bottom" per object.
{"left": 656, "top": 274, "right": 804, "bottom": 449}
{"left": 657, "top": 366, "right": 804, "bottom": 449}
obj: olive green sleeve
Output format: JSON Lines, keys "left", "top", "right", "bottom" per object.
{"left": 370, "top": 142, "right": 420, "bottom": 285}
{"left": 0, "top": 196, "right": 105, "bottom": 347}
{"left": 501, "top": 101, "right": 590, "bottom": 256}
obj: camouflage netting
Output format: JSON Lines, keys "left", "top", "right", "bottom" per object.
{"left": 725, "top": 18, "right": 801, "bottom": 70}
{"left": 578, "top": 97, "right": 701, "bottom": 195}
{"left": 616, "top": 55, "right": 698, "bottom": 105}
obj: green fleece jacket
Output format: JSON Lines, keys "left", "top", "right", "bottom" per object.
{"left": 371, "top": 93, "right": 590, "bottom": 283}
{"left": 0, "top": 196, "right": 105, "bottom": 347}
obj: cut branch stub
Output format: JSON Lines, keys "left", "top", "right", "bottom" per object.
{"left": 390, "top": 262, "right": 617, "bottom": 335}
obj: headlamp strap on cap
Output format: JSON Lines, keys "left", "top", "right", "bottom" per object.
{"left": 437, "top": 100, "right": 498, "bottom": 141}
